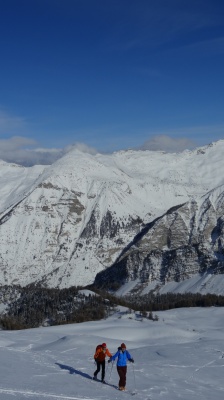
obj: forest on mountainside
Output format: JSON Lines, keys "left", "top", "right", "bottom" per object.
{"left": 1, "top": 284, "right": 224, "bottom": 330}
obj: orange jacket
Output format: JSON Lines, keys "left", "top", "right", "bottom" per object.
{"left": 94, "top": 347, "right": 112, "bottom": 362}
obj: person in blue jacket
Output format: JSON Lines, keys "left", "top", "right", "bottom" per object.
{"left": 108, "top": 342, "right": 134, "bottom": 391}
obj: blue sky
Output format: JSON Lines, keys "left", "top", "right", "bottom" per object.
{"left": 0, "top": 0, "right": 224, "bottom": 165}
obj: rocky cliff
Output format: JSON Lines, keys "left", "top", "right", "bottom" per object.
{"left": 95, "top": 185, "right": 224, "bottom": 294}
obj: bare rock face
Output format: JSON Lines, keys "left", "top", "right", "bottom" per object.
{"left": 94, "top": 186, "right": 224, "bottom": 291}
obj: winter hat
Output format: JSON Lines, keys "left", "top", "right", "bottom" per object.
{"left": 121, "top": 343, "right": 126, "bottom": 348}
{"left": 102, "top": 343, "right": 107, "bottom": 348}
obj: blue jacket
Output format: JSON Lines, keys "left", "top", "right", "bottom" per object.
{"left": 110, "top": 348, "right": 132, "bottom": 366}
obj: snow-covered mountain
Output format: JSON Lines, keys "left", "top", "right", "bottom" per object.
{"left": 0, "top": 160, "right": 46, "bottom": 214}
{"left": 0, "top": 140, "right": 224, "bottom": 290}
{"left": 95, "top": 184, "right": 224, "bottom": 295}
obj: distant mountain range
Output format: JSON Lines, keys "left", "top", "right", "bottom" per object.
{"left": 0, "top": 140, "right": 224, "bottom": 294}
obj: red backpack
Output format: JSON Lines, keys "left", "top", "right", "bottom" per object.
{"left": 95, "top": 344, "right": 102, "bottom": 352}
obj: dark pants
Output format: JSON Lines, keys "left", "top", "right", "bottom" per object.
{"left": 117, "top": 366, "right": 127, "bottom": 388}
{"left": 94, "top": 360, "right": 105, "bottom": 381}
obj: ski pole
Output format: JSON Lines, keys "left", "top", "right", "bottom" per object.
{"left": 102, "top": 362, "right": 110, "bottom": 384}
{"left": 132, "top": 363, "right": 136, "bottom": 393}
{"left": 108, "top": 360, "right": 114, "bottom": 381}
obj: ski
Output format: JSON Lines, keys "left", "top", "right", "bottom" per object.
{"left": 91, "top": 377, "right": 101, "bottom": 382}
{"left": 116, "top": 388, "right": 137, "bottom": 395}
{"left": 92, "top": 377, "right": 137, "bottom": 394}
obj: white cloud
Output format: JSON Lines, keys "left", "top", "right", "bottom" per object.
{"left": 0, "top": 110, "right": 26, "bottom": 134}
{"left": 139, "top": 135, "right": 196, "bottom": 152}
{"left": 64, "top": 142, "right": 97, "bottom": 155}
{"left": 0, "top": 136, "right": 36, "bottom": 150}
{"left": 0, "top": 131, "right": 222, "bottom": 167}
{"left": 0, "top": 137, "right": 98, "bottom": 166}
{"left": 33, "top": 147, "right": 63, "bottom": 153}
{"left": 0, "top": 136, "right": 55, "bottom": 166}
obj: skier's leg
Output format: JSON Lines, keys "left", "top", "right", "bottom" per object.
{"left": 94, "top": 361, "right": 100, "bottom": 378}
{"left": 101, "top": 360, "right": 105, "bottom": 381}
{"left": 117, "top": 366, "right": 126, "bottom": 389}
{"left": 117, "top": 366, "right": 123, "bottom": 388}
{"left": 123, "top": 366, "right": 127, "bottom": 388}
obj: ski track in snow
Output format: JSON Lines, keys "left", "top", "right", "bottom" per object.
{"left": 1, "top": 307, "right": 224, "bottom": 399}
{"left": 0, "top": 387, "right": 94, "bottom": 400}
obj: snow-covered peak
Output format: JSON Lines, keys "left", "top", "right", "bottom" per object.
{"left": 0, "top": 140, "right": 224, "bottom": 289}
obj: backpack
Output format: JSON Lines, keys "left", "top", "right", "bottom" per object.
{"left": 96, "top": 344, "right": 102, "bottom": 352}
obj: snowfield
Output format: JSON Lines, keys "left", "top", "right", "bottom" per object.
{"left": 0, "top": 307, "right": 224, "bottom": 399}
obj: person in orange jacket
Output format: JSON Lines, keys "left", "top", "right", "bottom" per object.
{"left": 93, "top": 343, "right": 112, "bottom": 383}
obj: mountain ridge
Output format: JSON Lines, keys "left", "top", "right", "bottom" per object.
{"left": 0, "top": 140, "right": 224, "bottom": 291}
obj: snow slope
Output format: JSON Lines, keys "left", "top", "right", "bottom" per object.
{"left": 0, "top": 307, "right": 224, "bottom": 399}
{"left": 116, "top": 273, "right": 224, "bottom": 296}
{"left": 0, "top": 160, "right": 46, "bottom": 214}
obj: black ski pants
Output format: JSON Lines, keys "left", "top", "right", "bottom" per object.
{"left": 117, "top": 366, "right": 127, "bottom": 388}
{"left": 94, "top": 360, "right": 105, "bottom": 380}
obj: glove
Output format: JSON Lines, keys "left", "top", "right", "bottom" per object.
{"left": 129, "top": 358, "right": 134, "bottom": 363}
{"left": 108, "top": 359, "right": 112, "bottom": 363}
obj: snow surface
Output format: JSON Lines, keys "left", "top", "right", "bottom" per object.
{"left": 116, "top": 273, "right": 224, "bottom": 296}
{"left": 0, "top": 307, "right": 224, "bottom": 399}
{"left": 0, "top": 162, "right": 46, "bottom": 215}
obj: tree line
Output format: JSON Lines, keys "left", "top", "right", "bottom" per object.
{"left": 1, "top": 283, "right": 224, "bottom": 330}
{"left": 0, "top": 285, "right": 107, "bottom": 330}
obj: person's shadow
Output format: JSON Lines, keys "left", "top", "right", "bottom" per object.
{"left": 55, "top": 362, "right": 117, "bottom": 389}
{"left": 55, "top": 363, "right": 92, "bottom": 379}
